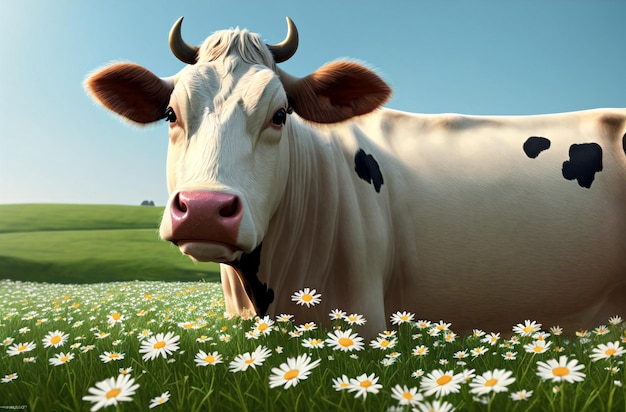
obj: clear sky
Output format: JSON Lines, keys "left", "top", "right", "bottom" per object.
{"left": 1, "top": 1, "right": 624, "bottom": 206}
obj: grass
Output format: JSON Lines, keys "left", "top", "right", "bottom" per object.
{"left": 0, "top": 280, "right": 625, "bottom": 411}
{"left": 1, "top": 204, "right": 625, "bottom": 410}
{"left": 0, "top": 204, "right": 220, "bottom": 283}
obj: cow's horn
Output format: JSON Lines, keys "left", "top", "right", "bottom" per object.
{"left": 169, "top": 17, "right": 199, "bottom": 65}
{"left": 266, "top": 17, "right": 299, "bottom": 63}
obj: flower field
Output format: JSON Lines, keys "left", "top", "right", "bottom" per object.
{"left": 0, "top": 279, "right": 625, "bottom": 411}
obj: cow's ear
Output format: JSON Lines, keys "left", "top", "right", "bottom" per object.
{"left": 278, "top": 61, "right": 391, "bottom": 124}
{"left": 84, "top": 63, "right": 174, "bottom": 125}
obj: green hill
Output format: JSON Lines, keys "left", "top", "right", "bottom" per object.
{"left": 0, "top": 204, "right": 220, "bottom": 283}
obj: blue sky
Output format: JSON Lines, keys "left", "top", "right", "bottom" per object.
{"left": 1, "top": 1, "right": 624, "bottom": 206}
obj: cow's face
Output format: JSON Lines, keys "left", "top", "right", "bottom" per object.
{"left": 159, "top": 63, "right": 291, "bottom": 262}
{"left": 84, "top": 17, "right": 390, "bottom": 264}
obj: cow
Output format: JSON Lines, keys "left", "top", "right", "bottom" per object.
{"left": 85, "top": 17, "right": 626, "bottom": 337}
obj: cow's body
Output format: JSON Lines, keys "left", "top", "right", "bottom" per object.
{"left": 222, "top": 108, "right": 626, "bottom": 335}
{"left": 85, "top": 18, "right": 626, "bottom": 336}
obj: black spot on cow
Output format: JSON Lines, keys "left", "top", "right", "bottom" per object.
{"left": 230, "top": 243, "right": 274, "bottom": 316}
{"left": 354, "top": 148, "right": 384, "bottom": 193}
{"left": 562, "top": 143, "right": 603, "bottom": 189}
{"left": 523, "top": 136, "right": 551, "bottom": 159}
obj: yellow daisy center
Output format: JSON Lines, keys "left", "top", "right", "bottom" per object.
{"left": 258, "top": 323, "right": 269, "bottom": 331}
{"left": 402, "top": 392, "right": 413, "bottom": 400}
{"left": 301, "top": 294, "right": 313, "bottom": 302}
{"left": 110, "top": 353, "right": 120, "bottom": 359}
{"left": 311, "top": 339, "right": 322, "bottom": 345}
{"left": 380, "top": 340, "right": 390, "bottom": 347}
{"left": 553, "top": 367, "right": 569, "bottom": 377}
{"left": 523, "top": 326, "right": 534, "bottom": 333}
{"left": 485, "top": 378, "right": 498, "bottom": 387}
{"left": 153, "top": 341, "right": 166, "bottom": 349}
{"left": 18, "top": 345, "right": 28, "bottom": 352}
{"left": 360, "top": 380, "right": 372, "bottom": 388}
{"left": 338, "top": 337, "right": 354, "bottom": 347}
{"left": 60, "top": 355, "right": 70, "bottom": 362}
{"left": 533, "top": 346, "right": 544, "bottom": 353}
{"left": 50, "top": 336, "right": 61, "bottom": 345}
{"left": 605, "top": 348, "right": 617, "bottom": 356}
{"left": 111, "top": 313, "right": 121, "bottom": 320}
{"left": 204, "top": 355, "right": 215, "bottom": 363}
{"left": 284, "top": 369, "right": 299, "bottom": 380}
{"left": 436, "top": 375, "right": 452, "bottom": 386}
{"left": 245, "top": 358, "right": 256, "bottom": 365}
{"left": 106, "top": 388, "right": 121, "bottom": 399}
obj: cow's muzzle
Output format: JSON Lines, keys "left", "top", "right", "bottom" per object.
{"left": 163, "top": 191, "right": 244, "bottom": 262}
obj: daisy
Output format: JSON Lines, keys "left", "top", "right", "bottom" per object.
{"left": 42, "top": 330, "right": 69, "bottom": 348}
{"left": 413, "top": 399, "right": 456, "bottom": 412}
{"left": 345, "top": 313, "right": 367, "bottom": 326}
{"left": 229, "top": 345, "right": 272, "bottom": 373}
{"left": 195, "top": 350, "right": 223, "bottom": 366}
{"left": 329, "top": 309, "right": 347, "bottom": 321}
{"left": 269, "top": 353, "right": 321, "bottom": 389}
{"left": 412, "top": 345, "right": 429, "bottom": 356}
{"left": 472, "top": 329, "right": 486, "bottom": 338}
{"left": 6, "top": 341, "right": 36, "bottom": 356}
{"left": 470, "top": 346, "right": 488, "bottom": 357}
{"left": 513, "top": 320, "right": 542, "bottom": 336}
{"left": 302, "top": 338, "right": 325, "bottom": 349}
{"left": 415, "top": 320, "right": 432, "bottom": 330}
{"left": 511, "top": 389, "right": 533, "bottom": 401}
{"left": 276, "top": 314, "right": 294, "bottom": 323}
{"left": 536, "top": 356, "right": 586, "bottom": 383}
{"left": 433, "top": 321, "right": 451, "bottom": 332}
{"left": 177, "top": 322, "right": 197, "bottom": 330}
{"left": 370, "top": 336, "right": 397, "bottom": 350}
{"left": 590, "top": 341, "right": 625, "bottom": 362}
{"left": 82, "top": 374, "right": 139, "bottom": 412}
{"left": 443, "top": 332, "right": 457, "bottom": 343}
{"left": 594, "top": 325, "right": 610, "bottom": 335}
{"left": 296, "top": 322, "right": 317, "bottom": 332}
{"left": 347, "top": 373, "right": 383, "bottom": 399}
{"left": 149, "top": 391, "right": 170, "bottom": 408}
{"left": 608, "top": 316, "right": 623, "bottom": 325}
{"left": 100, "top": 352, "right": 125, "bottom": 363}
{"left": 119, "top": 367, "right": 133, "bottom": 375}
{"left": 332, "top": 374, "right": 351, "bottom": 391}
{"left": 550, "top": 326, "right": 563, "bottom": 336}
{"left": 291, "top": 288, "right": 321, "bottom": 307}
{"left": 139, "top": 332, "right": 180, "bottom": 361}
{"left": 412, "top": 370, "right": 425, "bottom": 379}
{"left": 325, "top": 329, "right": 364, "bottom": 352}
{"left": 390, "top": 311, "right": 415, "bottom": 325}
{"left": 245, "top": 330, "right": 261, "bottom": 340}
{"left": 469, "top": 369, "right": 515, "bottom": 395}
{"left": 502, "top": 351, "right": 517, "bottom": 361}
{"left": 1, "top": 373, "right": 18, "bottom": 383}
{"left": 2, "top": 337, "right": 14, "bottom": 346}
{"left": 254, "top": 315, "right": 275, "bottom": 335}
{"left": 390, "top": 384, "right": 423, "bottom": 406}
{"left": 49, "top": 352, "right": 74, "bottom": 366}
{"left": 420, "top": 369, "right": 464, "bottom": 397}
{"left": 95, "top": 331, "right": 110, "bottom": 339}
{"left": 524, "top": 340, "right": 552, "bottom": 354}
{"left": 453, "top": 350, "right": 469, "bottom": 360}
{"left": 137, "top": 330, "right": 152, "bottom": 340}
{"left": 107, "top": 312, "right": 125, "bottom": 325}
{"left": 482, "top": 332, "right": 500, "bottom": 346}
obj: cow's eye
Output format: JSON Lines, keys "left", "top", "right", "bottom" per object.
{"left": 271, "top": 108, "right": 287, "bottom": 128}
{"left": 164, "top": 107, "right": 177, "bottom": 123}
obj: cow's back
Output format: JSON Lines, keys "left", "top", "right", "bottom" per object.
{"left": 356, "top": 108, "right": 626, "bottom": 333}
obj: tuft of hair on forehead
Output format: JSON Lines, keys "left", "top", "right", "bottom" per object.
{"left": 197, "top": 28, "right": 277, "bottom": 70}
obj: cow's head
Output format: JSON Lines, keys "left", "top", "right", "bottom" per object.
{"left": 85, "top": 18, "right": 390, "bottom": 263}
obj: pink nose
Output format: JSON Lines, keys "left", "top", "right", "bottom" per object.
{"left": 166, "top": 191, "right": 242, "bottom": 246}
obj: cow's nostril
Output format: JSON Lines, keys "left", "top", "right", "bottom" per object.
{"left": 219, "top": 197, "right": 239, "bottom": 218}
{"left": 173, "top": 193, "right": 188, "bottom": 213}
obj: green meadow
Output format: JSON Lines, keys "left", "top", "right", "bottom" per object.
{"left": 0, "top": 204, "right": 220, "bottom": 283}
{"left": 0, "top": 204, "right": 625, "bottom": 411}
